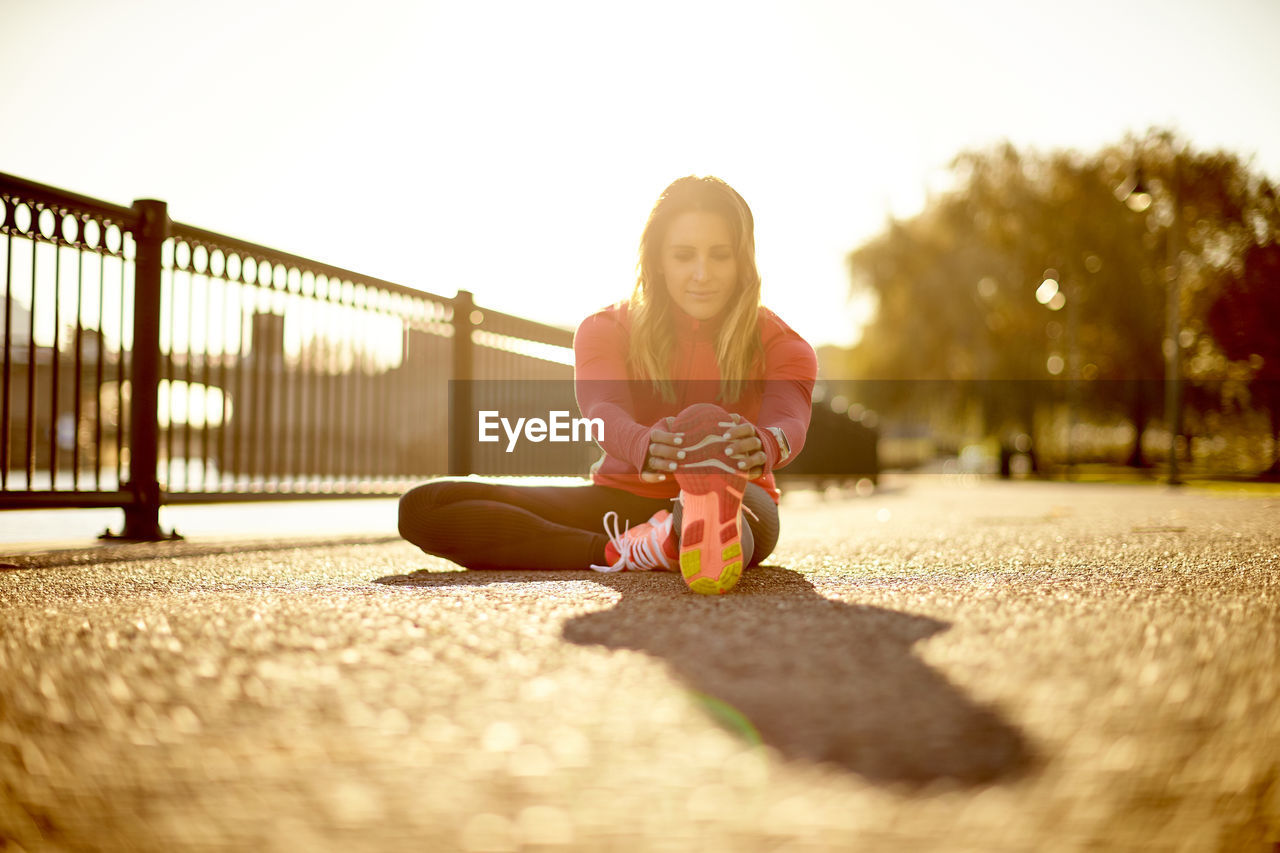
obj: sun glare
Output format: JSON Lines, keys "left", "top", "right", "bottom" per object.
{"left": 3, "top": 0, "right": 1278, "bottom": 353}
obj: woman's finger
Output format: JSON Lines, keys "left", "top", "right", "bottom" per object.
{"left": 729, "top": 451, "right": 768, "bottom": 472}
{"left": 648, "top": 455, "right": 679, "bottom": 472}
{"left": 650, "top": 428, "right": 686, "bottom": 447}
{"left": 649, "top": 442, "right": 686, "bottom": 461}
{"left": 724, "top": 435, "right": 762, "bottom": 457}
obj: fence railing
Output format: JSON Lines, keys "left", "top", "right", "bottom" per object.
{"left": 1, "top": 172, "right": 591, "bottom": 539}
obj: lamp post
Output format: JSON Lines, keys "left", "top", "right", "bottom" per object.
{"left": 1121, "top": 163, "right": 1183, "bottom": 486}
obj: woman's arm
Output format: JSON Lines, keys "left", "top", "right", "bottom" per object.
{"left": 574, "top": 310, "right": 648, "bottom": 471}
{"left": 753, "top": 312, "right": 819, "bottom": 472}
{"left": 574, "top": 309, "right": 684, "bottom": 480}
{"left": 719, "top": 314, "right": 818, "bottom": 478}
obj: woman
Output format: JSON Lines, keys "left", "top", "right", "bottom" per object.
{"left": 399, "top": 176, "right": 817, "bottom": 594}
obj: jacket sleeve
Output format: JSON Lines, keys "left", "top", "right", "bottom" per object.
{"left": 754, "top": 313, "right": 818, "bottom": 472}
{"left": 573, "top": 309, "right": 653, "bottom": 473}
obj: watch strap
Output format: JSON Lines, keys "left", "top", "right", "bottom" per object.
{"left": 766, "top": 426, "right": 791, "bottom": 463}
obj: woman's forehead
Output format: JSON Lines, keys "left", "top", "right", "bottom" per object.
{"left": 664, "top": 210, "right": 734, "bottom": 245}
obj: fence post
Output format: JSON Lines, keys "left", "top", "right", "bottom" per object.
{"left": 109, "top": 199, "right": 177, "bottom": 540}
{"left": 449, "top": 289, "right": 475, "bottom": 476}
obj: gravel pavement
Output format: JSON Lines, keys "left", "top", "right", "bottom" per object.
{"left": 2, "top": 476, "right": 1278, "bottom": 851}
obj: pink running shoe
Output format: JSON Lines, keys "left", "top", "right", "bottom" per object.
{"left": 591, "top": 509, "right": 677, "bottom": 572}
{"left": 670, "top": 403, "right": 749, "bottom": 594}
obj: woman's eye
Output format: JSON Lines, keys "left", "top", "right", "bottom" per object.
{"left": 673, "top": 251, "right": 694, "bottom": 262}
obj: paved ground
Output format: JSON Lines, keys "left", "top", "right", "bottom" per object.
{"left": 1, "top": 476, "right": 1278, "bottom": 851}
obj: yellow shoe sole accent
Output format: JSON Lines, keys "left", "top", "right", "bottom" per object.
{"left": 680, "top": 551, "right": 743, "bottom": 595}
{"left": 680, "top": 551, "right": 700, "bottom": 581}
{"left": 688, "top": 576, "right": 726, "bottom": 595}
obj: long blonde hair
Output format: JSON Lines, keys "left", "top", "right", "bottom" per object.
{"left": 629, "top": 176, "right": 763, "bottom": 403}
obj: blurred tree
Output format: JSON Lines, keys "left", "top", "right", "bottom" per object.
{"left": 848, "top": 129, "right": 1275, "bottom": 474}
{"left": 1206, "top": 241, "right": 1280, "bottom": 476}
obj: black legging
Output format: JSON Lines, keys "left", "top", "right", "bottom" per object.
{"left": 398, "top": 479, "right": 779, "bottom": 571}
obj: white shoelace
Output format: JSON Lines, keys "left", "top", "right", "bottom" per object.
{"left": 590, "top": 510, "right": 674, "bottom": 572}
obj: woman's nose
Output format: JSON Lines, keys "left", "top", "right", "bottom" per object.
{"left": 692, "top": 259, "right": 707, "bottom": 281}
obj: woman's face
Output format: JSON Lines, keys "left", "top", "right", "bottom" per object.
{"left": 661, "top": 210, "right": 739, "bottom": 321}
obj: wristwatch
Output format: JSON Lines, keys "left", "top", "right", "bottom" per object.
{"left": 765, "top": 426, "right": 791, "bottom": 463}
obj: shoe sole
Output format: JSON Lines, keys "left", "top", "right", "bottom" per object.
{"left": 677, "top": 489, "right": 745, "bottom": 594}
{"left": 671, "top": 404, "right": 748, "bottom": 595}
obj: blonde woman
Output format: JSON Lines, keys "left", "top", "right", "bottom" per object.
{"left": 399, "top": 176, "right": 817, "bottom": 594}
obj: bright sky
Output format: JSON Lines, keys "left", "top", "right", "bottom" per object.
{"left": 3, "top": 0, "right": 1279, "bottom": 348}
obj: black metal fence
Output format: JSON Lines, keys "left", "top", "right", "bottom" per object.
{"left": 1, "top": 173, "right": 590, "bottom": 538}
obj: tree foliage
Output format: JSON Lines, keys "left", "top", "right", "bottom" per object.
{"left": 1206, "top": 240, "right": 1280, "bottom": 472}
{"left": 846, "top": 129, "right": 1279, "bottom": 473}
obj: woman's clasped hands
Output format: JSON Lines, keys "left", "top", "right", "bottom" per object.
{"left": 639, "top": 414, "right": 768, "bottom": 483}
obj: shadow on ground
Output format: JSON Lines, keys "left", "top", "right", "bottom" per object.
{"left": 379, "top": 566, "right": 1037, "bottom": 788}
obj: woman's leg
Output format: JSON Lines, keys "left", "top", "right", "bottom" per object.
{"left": 398, "top": 479, "right": 668, "bottom": 570}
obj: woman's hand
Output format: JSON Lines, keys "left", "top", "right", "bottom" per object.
{"left": 640, "top": 418, "right": 685, "bottom": 483}
{"left": 721, "top": 414, "right": 767, "bottom": 480}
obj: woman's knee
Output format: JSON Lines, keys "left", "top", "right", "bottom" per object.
{"left": 743, "top": 483, "right": 779, "bottom": 566}
{"left": 398, "top": 479, "right": 463, "bottom": 543}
